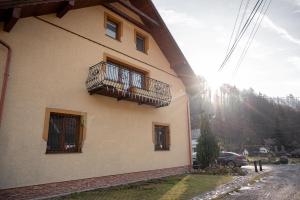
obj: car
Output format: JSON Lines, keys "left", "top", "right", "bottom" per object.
{"left": 259, "top": 147, "right": 269, "bottom": 154}
{"left": 192, "top": 152, "right": 200, "bottom": 168}
{"left": 217, "top": 151, "right": 248, "bottom": 167}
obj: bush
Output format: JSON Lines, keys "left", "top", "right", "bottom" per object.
{"left": 196, "top": 115, "right": 220, "bottom": 169}
{"left": 279, "top": 156, "right": 288, "bottom": 164}
{"left": 191, "top": 165, "right": 247, "bottom": 176}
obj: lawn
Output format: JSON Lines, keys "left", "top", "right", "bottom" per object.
{"left": 54, "top": 174, "right": 232, "bottom": 200}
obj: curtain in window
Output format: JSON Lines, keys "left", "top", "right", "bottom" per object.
{"left": 106, "top": 62, "right": 119, "bottom": 82}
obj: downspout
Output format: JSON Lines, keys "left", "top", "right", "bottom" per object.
{"left": 186, "top": 95, "right": 192, "bottom": 171}
{"left": 0, "top": 40, "right": 11, "bottom": 126}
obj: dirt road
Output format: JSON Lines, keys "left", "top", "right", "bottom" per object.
{"left": 221, "top": 164, "right": 300, "bottom": 200}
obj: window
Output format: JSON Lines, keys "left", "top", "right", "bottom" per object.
{"left": 46, "top": 111, "right": 83, "bottom": 153}
{"left": 136, "top": 34, "right": 145, "bottom": 52}
{"left": 131, "top": 72, "right": 143, "bottom": 88}
{"left": 135, "top": 31, "right": 148, "bottom": 53}
{"left": 154, "top": 124, "right": 170, "bottom": 151}
{"left": 106, "top": 62, "right": 119, "bottom": 82}
{"left": 105, "top": 15, "right": 121, "bottom": 40}
{"left": 106, "top": 60, "right": 145, "bottom": 89}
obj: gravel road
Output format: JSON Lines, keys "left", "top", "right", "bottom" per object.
{"left": 221, "top": 164, "right": 300, "bottom": 200}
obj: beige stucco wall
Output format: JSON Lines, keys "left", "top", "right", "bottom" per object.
{"left": 0, "top": 5, "right": 190, "bottom": 189}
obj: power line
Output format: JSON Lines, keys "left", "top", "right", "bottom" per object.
{"left": 225, "top": 0, "right": 245, "bottom": 54}
{"left": 218, "top": 0, "right": 264, "bottom": 71}
{"left": 219, "top": 0, "right": 263, "bottom": 71}
{"left": 234, "top": 0, "right": 251, "bottom": 43}
{"left": 233, "top": 0, "right": 272, "bottom": 75}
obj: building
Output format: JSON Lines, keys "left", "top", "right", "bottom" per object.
{"left": 0, "top": 0, "right": 196, "bottom": 199}
{"left": 191, "top": 128, "right": 200, "bottom": 165}
{"left": 191, "top": 128, "right": 201, "bottom": 152}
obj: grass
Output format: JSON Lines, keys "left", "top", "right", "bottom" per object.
{"left": 54, "top": 174, "right": 233, "bottom": 200}
{"left": 246, "top": 156, "right": 274, "bottom": 163}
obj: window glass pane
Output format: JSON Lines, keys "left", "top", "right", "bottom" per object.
{"left": 47, "top": 113, "right": 80, "bottom": 153}
{"left": 106, "top": 62, "right": 119, "bottom": 81}
{"left": 155, "top": 125, "right": 168, "bottom": 150}
{"left": 106, "top": 61, "right": 145, "bottom": 90}
{"left": 132, "top": 72, "right": 142, "bottom": 88}
{"left": 47, "top": 114, "right": 63, "bottom": 151}
{"left": 120, "top": 68, "right": 130, "bottom": 90}
{"left": 64, "top": 116, "right": 79, "bottom": 150}
{"left": 106, "top": 20, "right": 118, "bottom": 39}
{"left": 136, "top": 35, "right": 145, "bottom": 52}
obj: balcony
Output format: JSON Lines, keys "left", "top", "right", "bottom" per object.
{"left": 86, "top": 62, "right": 172, "bottom": 107}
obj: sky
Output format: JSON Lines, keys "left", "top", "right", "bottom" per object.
{"left": 152, "top": 0, "right": 300, "bottom": 97}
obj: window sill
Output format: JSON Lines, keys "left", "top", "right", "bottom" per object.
{"left": 106, "top": 34, "right": 121, "bottom": 42}
{"left": 46, "top": 150, "right": 82, "bottom": 154}
{"left": 136, "top": 49, "right": 148, "bottom": 55}
{"left": 154, "top": 148, "right": 170, "bottom": 151}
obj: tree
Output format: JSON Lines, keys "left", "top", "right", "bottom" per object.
{"left": 196, "top": 114, "right": 220, "bottom": 168}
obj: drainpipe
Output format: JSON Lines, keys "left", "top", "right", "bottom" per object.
{"left": 0, "top": 40, "right": 11, "bottom": 127}
{"left": 186, "top": 95, "right": 192, "bottom": 171}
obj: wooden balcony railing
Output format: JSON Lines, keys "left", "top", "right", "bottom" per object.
{"left": 86, "top": 62, "right": 172, "bottom": 107}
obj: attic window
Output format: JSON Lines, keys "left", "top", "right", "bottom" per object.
{"left": 136, "top": 34, "right": 145, "bottom": 52}
{"left": 135, "top": 31, "right": 148, "bottom": 53}
{"left": 105, "top": 15, "right": 122, "bottom": 40}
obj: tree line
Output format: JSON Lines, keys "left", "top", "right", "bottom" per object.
{"left": 190, "top": 77, "right": 300, "bottom": 152}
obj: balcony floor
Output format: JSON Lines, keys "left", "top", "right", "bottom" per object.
{"left": 89, "top": 85, "right": 170, "bottom": 108}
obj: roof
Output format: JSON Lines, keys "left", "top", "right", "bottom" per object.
{"left": 0, "top": 0, "right": 197, "bottom": 91}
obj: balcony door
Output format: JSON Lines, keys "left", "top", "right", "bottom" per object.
{"left": 106, "top": 61, "right": 144, "bottom": 90}
{"left": 120, "top": 68, "right": 130, "bottom": 90}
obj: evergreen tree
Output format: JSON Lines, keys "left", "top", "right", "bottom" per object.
{"left": 196, "top": 114, "right": 220, "bottom": 168}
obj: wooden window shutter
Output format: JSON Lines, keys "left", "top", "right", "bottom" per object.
{"left": 165, "top": 126, "right": 170, "bottom": 150}
{"left": 154, "top": 126, "right": 159, "bottom": 150}
{"left": 78, "top": 117, "right": 84, "bottom": 152}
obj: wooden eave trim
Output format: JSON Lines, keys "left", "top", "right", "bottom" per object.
{"left": 56, "top": 0, "right": 74, "bottom": 18}
{"left": 117, "top": 0, "right": 160, "bottom": 27}
{"left": 3, "top": 7, "right": 21, "bottom": 32}
{"left": 0, "top": 0, "right": 117, "bottom": 10}
{"left": 0, "top": 0, "right": 66, "bottom": 9}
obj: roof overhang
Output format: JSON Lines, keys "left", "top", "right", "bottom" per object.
{"left": 0, "top": 0, "right": 198, "bottom": 92}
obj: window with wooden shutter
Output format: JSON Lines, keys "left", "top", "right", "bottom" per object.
{"left": 153, "top": 123, "right": 170, "bottom": 151}
{"left": 43, "top": 108, "right": 86, "bottom": 154}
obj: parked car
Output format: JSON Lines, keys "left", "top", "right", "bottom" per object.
{"left": 217, "top": 152, "right": 248, "bottom": 167}
{"left": 259, "top": 147, "right": 269, "bottom": 154}
{"left": 192, "top": 152, "right": 199, "bottom": 168}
